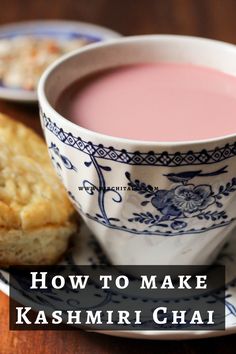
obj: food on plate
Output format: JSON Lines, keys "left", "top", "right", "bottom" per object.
{"left": 0, "top": 113, "right": 77, "bottom": 266}
{"left": 0, "top": 36, "right": 92, "bottom": 90}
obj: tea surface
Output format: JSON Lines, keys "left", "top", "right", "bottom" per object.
{"left": 56, "top": 63, "right": 236, "bottom": 141}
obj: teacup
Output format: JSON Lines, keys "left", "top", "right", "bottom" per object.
{"left": 38, "top": 35, "right": 236, "bottom": 266}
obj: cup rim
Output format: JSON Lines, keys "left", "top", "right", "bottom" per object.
{"left": 38, "top": 34, "right": 236, "bottom": 148}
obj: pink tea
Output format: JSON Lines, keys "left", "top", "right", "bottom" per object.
{"left": 56, "top": 63, "right": 236, "bottom": 141}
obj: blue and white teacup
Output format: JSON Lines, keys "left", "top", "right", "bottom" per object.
{"left": 38, "top": 35, "right": 236, "bottom": 266}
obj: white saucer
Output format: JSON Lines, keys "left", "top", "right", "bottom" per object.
{"left": 1, "top": 221, "right": 236, "bottom": 340}
{"left": 0, "top": 20, "right": 120, "bottom": 103}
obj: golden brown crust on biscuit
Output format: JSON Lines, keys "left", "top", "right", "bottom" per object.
{"left": 0, "top": 113, "right": 75, "bottom": 230}
{"left": 0, "top": 223, "right": 76, "bottom": 266}
{"left": 0, "top": 113, "right": 77, "bottom": 265}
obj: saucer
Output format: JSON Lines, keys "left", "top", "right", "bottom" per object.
{"left": 0, "top": 20, "right": 120, "bottom": 103}
{"left": 1, "top": 221, "right": 236, "bottom": 340}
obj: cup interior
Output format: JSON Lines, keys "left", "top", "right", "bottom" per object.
{"left": 42, "top": 35, "right": 236, "bottom": 111}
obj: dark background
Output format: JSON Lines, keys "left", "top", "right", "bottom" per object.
{"left": 1, "top": 0, "right": 236, "bottom": 42}
{"left": 0, "top": 0, "right": 235, "bottom": 353}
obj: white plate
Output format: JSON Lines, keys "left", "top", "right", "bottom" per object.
{"left": 0, "top": 20, "right": 120, "bottom": 103}
{"left": 1, "top": 221, "right": 236, "bottom": 340}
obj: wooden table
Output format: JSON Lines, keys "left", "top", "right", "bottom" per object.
{"left": 1, "top": 0, "right": 236, "bottom": 352}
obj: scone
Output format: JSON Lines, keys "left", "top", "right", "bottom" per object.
{"left": 0, "top": 113, "right": 77, "bottom": 266}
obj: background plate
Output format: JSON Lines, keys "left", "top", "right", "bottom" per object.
{"left": 0, "top": 20, "right": 120, "bottom": 102}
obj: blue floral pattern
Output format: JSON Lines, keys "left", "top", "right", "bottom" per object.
{"left": 49, "top": 142, "right": 77, "bottom": 171}
{"left": 126, "top": 170, "right": 236, "bottom": 232}
{"left": 151, "top": 184, "right": 215, "bottom": 217}
{"left": 171, "top": 185, "right": 215, "bottom": 213}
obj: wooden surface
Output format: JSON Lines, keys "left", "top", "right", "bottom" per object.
{"left": 1, "top": 0, "right": 236, "bottom": 352}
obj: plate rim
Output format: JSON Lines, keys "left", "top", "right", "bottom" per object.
{"left": 1, "top": 278, "right": 236, "bottom": 340}
{"left": 1, "top": 243, "right": 236, "bottom": 340}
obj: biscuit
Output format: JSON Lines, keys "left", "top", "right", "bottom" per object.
{"left": 0, "top": 113, "right": 77, "bottom": 265}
